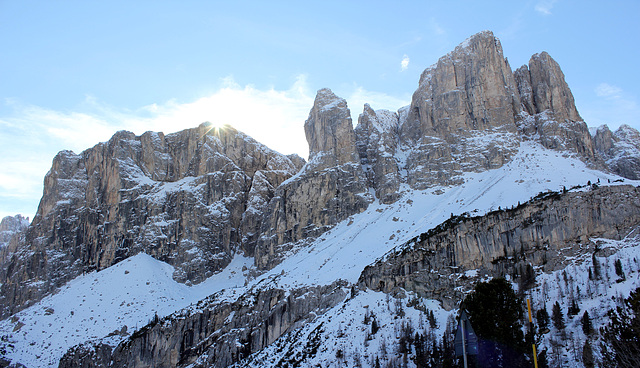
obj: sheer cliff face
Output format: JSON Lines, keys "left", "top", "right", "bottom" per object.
{"left": 594, "top": 124, "right": 640, "bottom": 179}
{"left": 359, "top": 185, "right": 640, "bottom": 310}
{"left": 255, "top": 89, "right": 371, "bottom": 269}
{"left": 352, "top": 31, "right": 601, "bottom": 192}
{"left": 0, "top": 124, "right": 303, "bottom": 318}
{"left": 403, "top": 30, "right": 521, "bottom": 142}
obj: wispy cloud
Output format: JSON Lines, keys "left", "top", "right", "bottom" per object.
{"left": 581, "top": 83, "right": 640, "bottom": 131}
{"left": 429, "top": 18, "right": 446, "bottom": 35}
{"left": 400, "top": 55, "right": 410, "bottom": 71}
{"left": 535, "top": 0, "right": 557, "bottom": 15}
{"left": 595, "top": 83, "right": 623, "bottom": 98}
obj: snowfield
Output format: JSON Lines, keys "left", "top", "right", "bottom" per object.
{"left": 1, "top": 140, "right": 639, "bottom": 367}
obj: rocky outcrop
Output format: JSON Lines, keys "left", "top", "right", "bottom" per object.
{"left": 359, "top": 185, "right": 640, "bottom": 309}
{"left": 0, "top": 215, "right": 28, "bottom": 249}
{"left": 514, "top": 53, "right": 599, "bottom": 164}
{"left": 594, "top": 124, "right": 640, "bottom": 180}
{"left": 403, "top": 30, "right": 521, "bottom": 141}
{"left": 255, "top": 89, "right": 371, "bottom": 269}
{"left": 396, "top": 31, "right": 522, "bottom": 189}
{"left": 515, "top": 52, "right": 582, "bottom": 122}
{"left": 59, "top": 281, "right": 348, "bottom": 368}
{"left": 354, "top": 104, "right": 401, "bottom": 203}
{"left": 0, "top": 124, "right": 302, "bottom": 318}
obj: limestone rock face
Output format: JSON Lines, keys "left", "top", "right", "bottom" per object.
{"left": 354, "top": 104, "right": 401, "bottom": 203}
{"left": 304, "top": 88, "right": 360, "bottom": 171}
{"left": 403, "top": 30, "right": 521, "bottom": 142}
{"left": 0, "top": 215, "right": 29, "bottom": 249}
{"left": 59, "top": 282, "right": 348, "bottom": 368}
{"left": 594, "top": 124, "right": 640, "bottom": 179}
{"left": 515, "top": 53, "right": 600, "bottom": 164}
{"left": 359, "top": 185, "right": 640, "bottom": 309}
{"left": 523, "top": 52, "right": 582, "bottom": 122}
{"left": 255, "top": 89, "right": 372, "bottom": 269}
{"left": 0, "top": 124, "right": 301, "bottom": 318}
{"left": 396, "top": 31, "right": 522, "bottom": 189}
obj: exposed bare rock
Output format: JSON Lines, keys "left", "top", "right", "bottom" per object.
{"left": 59, "top": 282, "right": 348, "bottom": 368}
{"left": 396, "top": 31, "right": 522, "bottom": 189}
{"left": 359, "top": 185, "right": 640, "bottom": 309}
{"left": 403, "top": 30, "right": 521, "bottom": 142}
{"left": 515, "top": 53, "right": 600, "bottom": 165}
{"left": 303, "top": 88, "right": 360, "bottom": 172}
{"left": 0, "top": 124, "right": 300, "bottom": 318}
{"left": 354, "top": 104, "right": 401, "bottom": 203}
{"left": 255, "top": 89, "right": 372, "bottom": 270}
{"left": 0, "top": 215, "right": 29, "bottom": 249}
{"left": 527, "top": 52, "right": 582, "bottom": 122}
{"left": 594, "top": 124, "right": 640, "bottom": 179}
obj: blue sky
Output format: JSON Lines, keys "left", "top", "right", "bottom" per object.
{"left": 1, "top": 0, "right": 639, "bottom": 220}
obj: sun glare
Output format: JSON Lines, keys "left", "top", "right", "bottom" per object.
{"left": 201, "top": 121, "right": 225, "bottom": 137}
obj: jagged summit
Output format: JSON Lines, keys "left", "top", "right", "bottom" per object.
{"left": 303, "top": 87, "right": 360, "bottom": 171}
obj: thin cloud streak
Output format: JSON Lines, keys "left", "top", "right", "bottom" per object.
{"left": 535, "top": 0, "right": 557, "bottom": 15}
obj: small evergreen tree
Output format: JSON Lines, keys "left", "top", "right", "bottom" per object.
{"left": 552, "top": 301, "right": 565, "bottom": 330}
{"left": 601, "top": 288, "right": 640, "bottom": 367}
{"left": 592, "top": 253, "right": 601, "bottom": 280}
{"left": 568, "top": 299, "right": 580, "bottom": 318}
{"left": 581, "top": 311, "right": 593, "bottom": 335}
{"left": 582, "top": 340, "right": 595, "bottom": 368}
{"left": 428, "top": 310, "right": 437, "bottom": 329}
{"left": 536, "top": 306, "right": 550, "bottom": 332}
{"left": 615, "top": 259, "right": 627, "bottom": 281}
{"left": 371, "top": 316, "right": 379, "bottom": 335}
{"left": 461, "top": 278, "right": 528, "bottom": 367}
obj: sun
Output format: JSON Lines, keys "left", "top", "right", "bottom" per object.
{"left": 201, "top": 121, "right": 225, "bottom": 137}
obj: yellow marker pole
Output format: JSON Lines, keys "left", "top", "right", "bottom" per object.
{"left": 527, "top": 298, "right": 539, "bottom": 368}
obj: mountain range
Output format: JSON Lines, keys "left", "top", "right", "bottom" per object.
{"left": 1, "top": 30, "right": 640, "bottom": 368}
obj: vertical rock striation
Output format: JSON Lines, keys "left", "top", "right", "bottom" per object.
{"left": 59, "top": 282, "right": 348, "bottom": 368}
{"left": 514, "top": 52, "right": 599, "bottom": 163}
{"left": 0, "top": 124, "right": 302, "bottom": 318}
{"left": 255, "top": 89, "right": 372, "bottom": 269}
{"left": 354, "top": 104, "right": 401, "bottom": 204}
{"left": 359, "top": 185, "right": 640, "bottom": 309}
{"left": 594, "top": 124, "right": 640, "bottom": 179}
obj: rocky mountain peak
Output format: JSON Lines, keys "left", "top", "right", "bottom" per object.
{"left": 594, "top": 124, "right": 640, "bottom": 179}
{"left": 405, "top": 30, "right": 520, "bottom": 143}
{"left": 0, "top": 215, "right": 29, "bottom": 249}
{"left": 515, "top": 51, "right": 582, "bottom": 122}
{"left": 303, "top": 88, "right": 360, "bottom": 172}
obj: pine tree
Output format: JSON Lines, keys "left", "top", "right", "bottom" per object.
{"left": 552, "top": 301, "right": 565, "bottom": 330}
{"left": 536, "top": 306, "right": 550, "bottom": 332}
{"left": 592, "top": 253, "right": 601, "bottom": 280}
{"left": 582, "top": 340, "right": 595, "bottom": 368}
{"left": 601, "top": 287, "right": 640, "bottom": 367}
{"left": 428, "top": 310, "right": 437, "bottom": 329}
{"left": 568, "top": 299, "right": 580, "bottom": 318}
{"left": 581, "top": 311, "right": 593, "bottom": 335}
{"left": 461, "top": 278, "right": 528, "bottom": 367}
{"left": 615, "top": 258, "right": 626, "bottom": 281}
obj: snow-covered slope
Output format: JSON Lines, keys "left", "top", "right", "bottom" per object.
{"left": 0, "top": 140, "right": 637, "bottom": 367}
{"left": 0, "top": 253, "right": 252, "bottom": 368}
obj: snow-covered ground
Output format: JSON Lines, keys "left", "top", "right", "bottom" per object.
{"left": 1, "top": 140, "right": 638, "bottom": 367}
{"left": 0, "top": 253, "right": 252, "bottom": 368}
